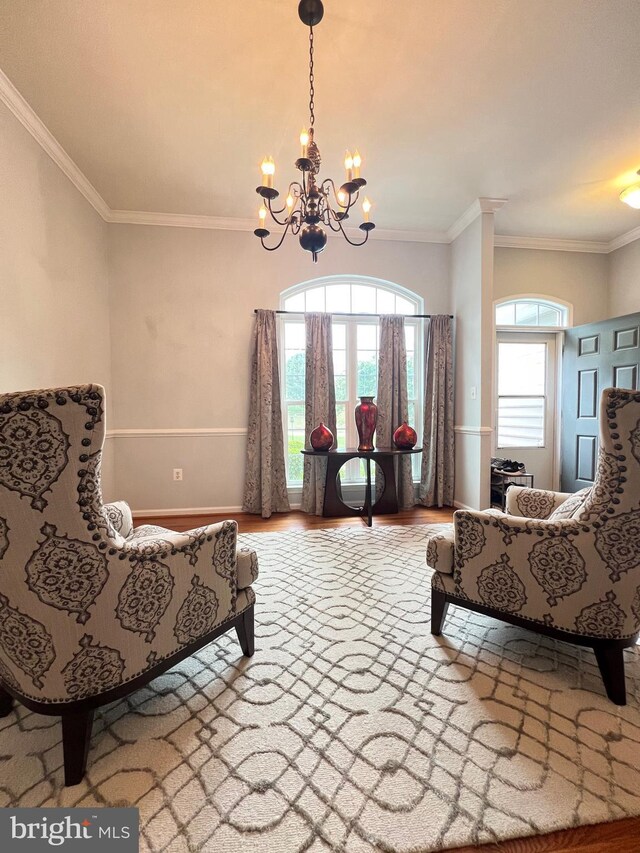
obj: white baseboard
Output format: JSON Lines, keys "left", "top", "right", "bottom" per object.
{"left": 132, "top": 505, "right": 243, "bottom": 517}
{"left": 131, "top": 503, "right": 303, "bottom": 518}
{"left": 453, "top": 500, "right": 474, "bottom": 511}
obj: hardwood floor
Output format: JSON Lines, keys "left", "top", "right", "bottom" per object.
{"left": 133, "top": 506, "right": 640, "bottom": 853}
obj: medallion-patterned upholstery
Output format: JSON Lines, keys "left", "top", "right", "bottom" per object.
{"left": 427, "top": 387, "right": 640, "bottom": 704}
{"left": 0, "top": 384, "right": 258, "bottom": 782}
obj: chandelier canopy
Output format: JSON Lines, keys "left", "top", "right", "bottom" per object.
{"left": 254, "top": 0, "right": 376, "bottom": 262}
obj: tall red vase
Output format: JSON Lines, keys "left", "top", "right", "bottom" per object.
{"left": 355, "top": 396, "right": 378, "bottom": 451}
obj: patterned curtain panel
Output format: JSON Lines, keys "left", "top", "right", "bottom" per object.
{"left": 419, "top": 314, "right": 454, "bottom": 507}
{"left": 242, "top": 310, "right": 290, "bottom": 518}
{"left": 302, "top": 313, "right": 337, "bottom": 515}
{"left": 376, "top": 315, "right": 414, "bottom": 510}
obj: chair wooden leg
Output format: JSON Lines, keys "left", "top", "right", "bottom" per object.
{"left": 235, "top": 605, "right": 255, "bottom": 657}
{"left": 0, "top": 683, "right": 13, "bottom": 717}
{"left": 61, "top": 709, "right": 94, "bottom": 786}
{"left": 431, "top": 589, "right": 450, "bottom": 636}
{"left": 593, "top": 643, "right": 626, "bottom": 706}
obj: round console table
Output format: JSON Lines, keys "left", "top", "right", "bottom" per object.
{"left": 301, "top": 447, "right": 423, "bottom": 527}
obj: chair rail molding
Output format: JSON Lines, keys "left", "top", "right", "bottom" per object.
{"left": 454, "top": 425, "right": 494, "bottom": 435}
{"left": 107, "top": 428, "right": 248, "bottom": 439}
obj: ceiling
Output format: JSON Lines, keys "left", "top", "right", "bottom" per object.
{"left": 1, "top": 0, "right": 640, "bottom": 242}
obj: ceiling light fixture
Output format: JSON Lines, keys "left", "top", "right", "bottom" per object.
{"left": 254, "top": 0, "right": 376, "bottom": 262}
{"left": 620, "top": 170, "right": 640, "bottom": 209}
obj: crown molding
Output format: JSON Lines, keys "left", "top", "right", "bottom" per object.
{"left": 2, "top": 65, "right": 637, "bottom": 253}
{"left": 108, "top": 209, "right": 449, "bottom": 243}
{"left": 447, "top": 198, "right": 508, "bottom": 242}
{"left": 607, "top": 224, "right": 640, "bottom": 253}
{"left": 0, "top": 68, "right": 110, "bottom": 220}
{"left": 494, "top": 234, "right": 610, "bottom": 253}
{"left": 107, "top": 210, "right": 256, "bottom": 231}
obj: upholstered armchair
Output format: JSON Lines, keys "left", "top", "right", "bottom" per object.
{"left": 0, "top": 384, "right": 258, "bottom": 785}
{"left": 427, "top": 387, "right": 640, "bottom": 705}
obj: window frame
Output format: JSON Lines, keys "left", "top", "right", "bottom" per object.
{"left": 494, "top": 295, "right": 571, "bottom": 331}
{"left": 278, "top": 276, "right": 424, "bottom": 487}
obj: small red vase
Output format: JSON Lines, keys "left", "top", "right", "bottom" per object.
{"left": 355, "top": 396, "right": 378, "bottom": 451}
{"left": 393, "top": 421, "right": 417, "bottom": 449}
{"left": 310, "top": 422, "right": 334, "bottom": 451}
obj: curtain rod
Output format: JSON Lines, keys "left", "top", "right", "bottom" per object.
{"left": 254, "top": 309, "right": 453, "bottom": 319}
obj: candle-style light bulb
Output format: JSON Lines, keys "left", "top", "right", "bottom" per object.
{"left": 337, "top": 190, "right": 347, "bottom": 206}
{"left": 300, "top": 128, "right": 309, "bottom": 157}
{"left": 286, "top": 193, "right": 294, "bottom": 210}
{"left": 260, "top": 157, "right": 275, "bottom": 189}
{"left": 362, "top": 197, "right": 372, "bottom": 222}
{"left": 344, "top": 150, "right": 353, "bottom": 181}
{"left": 258, "top": 203, "right": 268, "bottom": 227}
{"left": 353, "top": 150, "right": 362, "bottom": 179}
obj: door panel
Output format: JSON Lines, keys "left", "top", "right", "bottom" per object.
{"left": 561, "top": 312, "right": 640, "bottom": 492}
{"left": 496, "top": 332, "right": 557, "bottom": 490}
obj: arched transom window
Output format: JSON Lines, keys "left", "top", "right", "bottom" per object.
{"left": 495, "top": 297, "right": 570, "bottom": 328}
{"left": 280, "top": 276, "right": 424, "bottom": 485}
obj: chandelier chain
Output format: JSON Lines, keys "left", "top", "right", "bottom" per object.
{"left": 308, "top": 26, "right": 315, "bottom": 127}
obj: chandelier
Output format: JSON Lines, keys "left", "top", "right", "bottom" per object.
{"left": 254, "top": 0, "right": 376, "bottom": 262}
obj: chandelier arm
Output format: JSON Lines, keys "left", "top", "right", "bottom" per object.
{"left": 260, "top": 221, "right": 294, "bottom": 252}
{"left": 267, "top": 198, "right": 295, "bottom": 227}
{"left": 334, "top": 217, "right": 370, "bottom": 247}
{"left": 268, "top": 182, "right": 305, "bottom": 218}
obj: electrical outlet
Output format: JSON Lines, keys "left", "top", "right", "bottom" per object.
{"left": 470, "top": 386, "right": 477, "bottom": 400}
{"left": 173, "top": 468, "right": 183, "bottom": 482}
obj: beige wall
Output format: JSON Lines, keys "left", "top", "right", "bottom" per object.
{"left": 0, "top": 101, "right": 114, "bottom": 495}
{"left": 493, "top": 247, "right": 609, "bottom": 326}
{"left": 608, "top": 240, "right": 640, "bottom": 318}
{"left": 107, "top": 225, "right": 450, "bottom": 510}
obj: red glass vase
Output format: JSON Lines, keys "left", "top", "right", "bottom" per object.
{"left": 310, "top": 422, "right": 334, "bottom": 451}
{"left": 355, "top": 396, "right": 378, "bottom": 451}
{"left": 393, "top": 421, "right": 417, "bottom": 449}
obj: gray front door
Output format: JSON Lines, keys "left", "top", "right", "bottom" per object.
{"left": 561, "top": 312, "right": 640, "bottom": 492}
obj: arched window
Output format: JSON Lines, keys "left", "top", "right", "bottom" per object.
{"left": 279, "top": 276, "right": 424, "bottom": 485}
{"left": 495, "top": 297, "right": 570, "bottom": 328}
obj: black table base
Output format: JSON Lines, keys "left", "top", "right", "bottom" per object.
{"left": 301, "top": 447, "right": 422, "bottom": 527}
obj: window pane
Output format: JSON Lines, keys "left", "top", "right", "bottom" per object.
{"left": 357, "top": 324, "right": 377, "bottom": 350}
{"left": 357, "top": 353, "right": 377, "bottom": 397}
{"left": 285, "top": 351, "right": 305, "bottom": 400}
{"left": 515, "top": 302, "right": 538, "bottom": 325}
{"left": 336, "top": 404, "right": 346, "bottom": 428}
{"left": 305, "top": 286, "right": 325, "bottom": 311}
{"left": 284, "top": 322, "right": 305, "bottom": 349}
{"left": 287, "top": 429, "right": 305, "bottom": 481}
{"left": 376, "top": 288, "right": 396, "bottom": 313}
{"left": 352, "top": 284, "right": 376, "bottom": 313}
{"left": 498, "top": 397, "right": 545, "bottom": 447}
{"left": 284, "top": 292, "right": 305, "bottom": 311}
{"left": 334, "top": 375, "right": 347, "bottom": 400}
{"left": 495, "top": 303, "right": 515, "bottom": 325}
{"left": 498, "top": 343, "right": 545, "bottom": 395}
{"left": 407, "top": 354, "right": 415, "bottom": 399}
{"left": 405, "top": 325, "right": 415, "bottom": 350}
{"left": 332, "top": 323, "right": 347, "bottom": 349}
{"left": 395, "top": 296, "right": 415, "bottom": 315}
{"left": 286, "top": 404, "right": 305, "bottom": 431}
{"left": 538, "top": 305, "right": 561, "bottom": 326}
{"left": 325, "top": 284, "right": 351, "bottom": 312}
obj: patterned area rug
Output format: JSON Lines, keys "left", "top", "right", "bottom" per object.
{"left": 1, "top": 524, "right": 639, "bottom": 852}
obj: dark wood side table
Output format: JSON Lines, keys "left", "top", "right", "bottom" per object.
{"left": 301, "top": 447, "right": 423, "bottom": 527}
